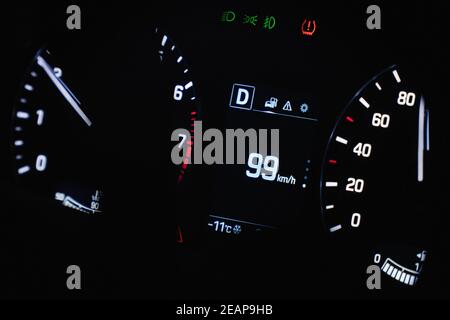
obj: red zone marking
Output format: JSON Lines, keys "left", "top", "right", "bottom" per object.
{"left": 177, "top": 225, "right": 184, "bottom": 243}
{"left": 178, "top": 114, "right": 197, "bottom": 183}
{"left": 346, "top": 116, "right": 354, "bottom": 123}
{"left": 326, "top": 116, "right": 351, "bottom": 167}
{"left": 325, "top": 117, "right": 352, "bottom": 168}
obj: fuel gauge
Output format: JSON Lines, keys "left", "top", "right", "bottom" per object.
{"left": 372, "top": 245, "right": 427, "bottom": 287}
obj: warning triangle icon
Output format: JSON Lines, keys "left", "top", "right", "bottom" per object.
{"left": 283, "top": 101, "right": 292, "bottom": 111}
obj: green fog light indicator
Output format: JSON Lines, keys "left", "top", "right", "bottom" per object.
{"left": 221, "top": 10, "right": 236, "bottom": 23}
{"left": 263, "top": 16, "right": 276, "bottom": 30}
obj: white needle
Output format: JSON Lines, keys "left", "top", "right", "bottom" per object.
{"left": 418, "top": 96, "right": 425, "bottom": 182}
{"left": 37, "top": 56, "right": 92, "bottom": 127}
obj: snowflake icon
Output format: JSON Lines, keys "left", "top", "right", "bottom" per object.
{"left": 233, "top": 225, "right": 242, "bottom": 235}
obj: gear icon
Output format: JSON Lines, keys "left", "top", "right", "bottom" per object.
{"left": 300, "top": 103, "right": 309, "bottom": 113}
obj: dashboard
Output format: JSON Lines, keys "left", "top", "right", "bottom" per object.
{"left": 2, "top": 1, "right": 450, "bottom": 300}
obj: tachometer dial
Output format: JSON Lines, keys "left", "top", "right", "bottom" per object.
{"left": 156, "top": 29, "right": 200, "bottom": 185}
{"left": 155, "top": 29, "right": 202, "bottom": 244}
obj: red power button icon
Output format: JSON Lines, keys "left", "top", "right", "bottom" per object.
{"left": 301, "top": 19, "right": 317, "bottom": 36}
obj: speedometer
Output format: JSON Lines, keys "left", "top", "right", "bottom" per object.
{"left": 321, "top": 65, "right": 431, "bottom": 288}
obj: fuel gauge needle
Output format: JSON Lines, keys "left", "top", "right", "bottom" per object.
{"left": 417, "top": 95, "right": 425, "bottom": 182}
{"left": 37, "top": 56, "right": 92, "bottom": 127}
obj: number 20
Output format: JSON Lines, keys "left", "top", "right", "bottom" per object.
{"left": 346, "top": 178, "right": 364, "bottom": 193}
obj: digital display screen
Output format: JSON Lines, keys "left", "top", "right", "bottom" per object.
{"left": 207, "top": 82, "right": 318, "bottom": 235}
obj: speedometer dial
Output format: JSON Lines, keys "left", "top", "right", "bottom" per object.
{"left": 321, "top": 65, "right": 431, "bottom": 288}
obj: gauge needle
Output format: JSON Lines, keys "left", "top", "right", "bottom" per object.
{"left": 417, "top": 95, "right": 425, "bottom": 182}
{"left": 37, "top": 56, "right": 92, "bottom": 127}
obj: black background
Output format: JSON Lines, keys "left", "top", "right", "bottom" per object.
{"left": 1, "top": 1, "right": 450, "bottom": 299}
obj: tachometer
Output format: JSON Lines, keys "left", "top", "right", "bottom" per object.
{"left": 156, "top": 28, "right": 201, "bottom": 244}
{"left": 156, "top": 28, "right": 200, "bottom": 185}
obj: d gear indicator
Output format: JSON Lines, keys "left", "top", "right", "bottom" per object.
{"left": 229, "top": 83, "right": 317, "bottom": 121}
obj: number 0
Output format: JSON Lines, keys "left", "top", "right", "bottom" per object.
{"left": 374, "top": 254, "right": 381, "bottom": 264}
{"left": 351, "top": 213, "right": 361, "bottom": 228}
{"left": 36, "top": 155, "right": 47, "bottom": 172}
